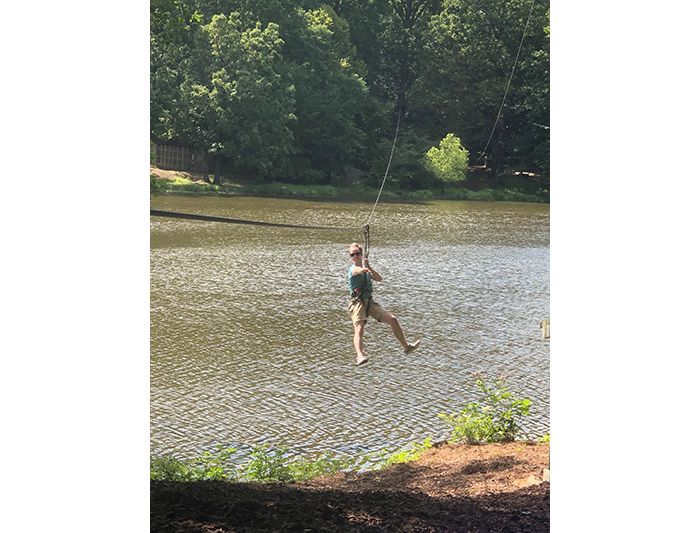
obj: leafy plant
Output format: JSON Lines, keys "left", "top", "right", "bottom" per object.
{"left": 424, "top": 133, "right": 469, "bottom": 185}
{"left": 190, "top": 445, "right": 238, "bottom": 480}
{"left": 382, "top": 437, "right": 433, "bottom": 466}
{"left": 287, "top": 451, "right": 350, "bottom": 481}
{"left": 438, "top": 375, "right": 532, "bottom": 444}
{"left": 150, "top": 174, "right": 168, "bottom": 194}
{"left": 241, "top": 444, "right": 294, "bottom": 482}
{"left": 150, "top": 455, "right": 198, "bottom": 481}
{"left": 150, "top": 445, "right": 238, "bottom": 481}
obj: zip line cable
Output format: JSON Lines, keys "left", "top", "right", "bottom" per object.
{"left": 366, "top": 108, "right": 402, "bottom": 226}
{"left": 363, "top": 0, "right": 535, "bottom": 246}
{"left": 477, "top": 0, "right": 536, "bottom": 161}
{"left": 361, "top": 107, "right": 402, "bottom": 257}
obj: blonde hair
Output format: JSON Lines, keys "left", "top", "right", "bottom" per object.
{"left": 348, "top": 242, "right": 363, "bottom": 254}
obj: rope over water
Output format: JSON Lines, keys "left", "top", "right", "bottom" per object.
{"left": 150, "top": 209, "right": 344, "bottom": 230}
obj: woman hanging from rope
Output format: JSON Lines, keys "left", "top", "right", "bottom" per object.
{"left": 346, "top": 242, "right": 421, "bottom": 366}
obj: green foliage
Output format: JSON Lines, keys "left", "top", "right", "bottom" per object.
{"left": 150, "top": 175, "right": 168, "bottom": 195}
{"left": 150, "top": 455, "right": 197, "bottom": 481}
{"left": 283, "top": 5, "right": 369, "bottom": 183}
{"left": 368, "top": 126, "right": 433, "bottom": 190}
{"left": 150, "top": 0, "right": 549, "bottom": 183}
{"left": 241, "top": 444, "right": 294, "bottom": 482}
{"left": 438, "top": 375, "right": 532, "bottom": 444}
{"left": 240, "top": 446, "right": 363, "bottom": 482}
{"left": 150, "top": 445, "right": 238, "bottom": 481}
{"left": 416, "top": 0, "right": 550, "bottom": 175}
{"left": 150, "top": 438, "right": 439, "bottom": 483}
{"left": 153, "top": 175, "right": 547, "bottom": 202}
{"left": 204, "top": 14, "right": 296, "bottom": 177}
{"left": 191, "top": 445, "right": 239, "bottom": 480}
{"left": 424, "top": 133, "right": 469, "bottom": 184}
{"left": 382, "top": 437, "right": 433, "bottom": 466}
{"left": 287, "top": 451, "right": 350, "bottom": 481}
{"left": 539, "top": 433, "right": 550, "bottom": 444}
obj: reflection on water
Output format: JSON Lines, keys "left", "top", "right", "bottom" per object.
{"left": 151, "top": 195, "right": 549, "bottom": 458}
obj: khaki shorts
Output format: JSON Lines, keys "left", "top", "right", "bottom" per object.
{"left": 347, "top": 298, "right": 388, "bottom": 324}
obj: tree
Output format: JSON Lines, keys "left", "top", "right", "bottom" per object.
{"left": 204, "top": 14, "right": 296, "bottom": 179}
{"left": 283, "top": 6, "right": 369, "bottom": 182}
{"left": 150, "top": 0, "right": 549, "bottom": 186}
{"left": 150, "top": 0, "right": 201, "bottom": 141}
{"left": 378, "top": 0, "right": 440, "bottom": 117}
{"left": 414, "top": 0, "right": 549, "bottom": 175}
{"left": 424, "top": 133, "right": 469, "bottom": 187}
{"left": 193, "top": 1, "right": 371, "bottom": 183}
{"left": 328, "top": 0, "right": 389, "bottom": 97}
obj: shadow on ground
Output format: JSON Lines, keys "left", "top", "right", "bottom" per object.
{"left": 152, "top": 467, "right": 548, "bottom": 532}
{"left": 152, "top": 443, "right": 550, "bottom": 532}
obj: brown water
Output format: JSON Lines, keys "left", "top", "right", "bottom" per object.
{"left": 150, "top": 195, "right": 549, "bottom": 459}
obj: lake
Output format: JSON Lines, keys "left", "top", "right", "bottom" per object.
{"left": 150, "top": 195, "right": 549, "bottom": 460}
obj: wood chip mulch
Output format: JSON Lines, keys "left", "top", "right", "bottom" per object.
{"left": 151, "top": 442, "right": 549, "bottom": 532}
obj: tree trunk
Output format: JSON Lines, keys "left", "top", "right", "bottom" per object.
{"left": 202, "top": 151, "right": 211, "bottom": 184}
{"left": 213, "top": 156, "right": 222, "bottom": 185}
{"left": 491, "top": 119, "right": 505, "bottom": 178}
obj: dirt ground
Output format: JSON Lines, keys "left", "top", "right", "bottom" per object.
{"left": 151, "top": 441, "right": 549, "bottom": 532}
{"left": 151, "top": 166, "right": 208, "bottom": 183}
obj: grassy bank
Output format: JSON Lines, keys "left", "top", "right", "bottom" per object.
{"left": 150, "top": 172, "right": 549, "bottom": 204}
{"left": 150, "top": 438, "right": 435, "bottom": 483}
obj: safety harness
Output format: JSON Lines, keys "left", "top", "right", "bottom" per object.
{"left": 350, "top": 224, "right": 373, "bottom": 320}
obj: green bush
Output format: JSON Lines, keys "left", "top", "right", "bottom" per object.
{"left": 150, "top": 175, "right": 168, "bottom": 195}
{"left": 287, "top": 451, "right": 350, "bottom": 481}
{"left": 241, "top": 444, "right": 294, "bottom": 482}
{"left": 438, "top": 375, "right": 531, "bottom": 444}
{"left": 150, "top": 455, "right": 198, "bottom": 481}
{"left": 424, "top": 133, "right": 469, "bottom": 186}
{"left": 382, "top": 437, "right": 433, "bottom": 466}
{"left": 190, "top": 446, "right": 239, "bottom": 480}
{"left": 150, "top": 445, "right": 238, "bottom": 481}
{"left": 149, "top": 441, "right": 438, "bottom": 483}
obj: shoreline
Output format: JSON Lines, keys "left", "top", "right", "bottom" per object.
{"left": 150, "top": 169, "right": 549, "bottom": 204}
{"left": 151, "top": 441, "right": 550, "bottom": 532}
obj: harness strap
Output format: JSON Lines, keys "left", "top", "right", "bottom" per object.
{"left": 353, "top": 226, "right": 372, "bottom": 321}
{"left": 351, "top": 289, "right": 372, "bottom": 321}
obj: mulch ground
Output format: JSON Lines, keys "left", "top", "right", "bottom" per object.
{"left": 151, "top": 442, "right": 549, "bottom": 532}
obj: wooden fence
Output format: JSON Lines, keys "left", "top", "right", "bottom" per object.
{"left": 152, "top": 143, "right": 204, "bottom": 172}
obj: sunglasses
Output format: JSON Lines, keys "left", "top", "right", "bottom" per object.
{"left": 349, "top": 251, "right": 362, "bottom": 257}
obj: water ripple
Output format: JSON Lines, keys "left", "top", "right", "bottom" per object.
{"left": 151, "top": 196, "right": 549, "bottom": 457}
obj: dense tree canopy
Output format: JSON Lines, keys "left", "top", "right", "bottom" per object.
{"left": 151, "top": 0, "right": 549, "bottom": 186}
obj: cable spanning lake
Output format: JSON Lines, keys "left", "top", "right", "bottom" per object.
{"left": 150, "top": 195, "right": 549, "bottom": 460}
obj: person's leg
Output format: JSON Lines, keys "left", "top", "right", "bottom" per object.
{"left": 379, "top": 312, "right": 409, "bottom": 350}
{"left": 378, "top": 311, "right": 421, "bottom": 354}
{"left": 353, "top": 320, "right": 368, "bottom": 364}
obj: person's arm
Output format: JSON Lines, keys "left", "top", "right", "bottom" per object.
{"left": 350, "top": 265, "right": 369, "bottom": 277}
{"left": 362, "top": 258, "right": 382, "bottom": 282}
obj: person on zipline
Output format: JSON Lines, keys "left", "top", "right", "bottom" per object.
{"left": 346, "top": 242, "right": 421, "bottom": 366}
